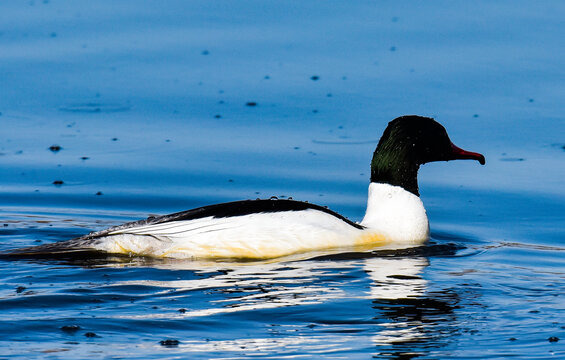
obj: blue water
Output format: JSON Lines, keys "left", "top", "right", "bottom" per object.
{"left": 1, "top": 1, "right": 564, "bottom": 358}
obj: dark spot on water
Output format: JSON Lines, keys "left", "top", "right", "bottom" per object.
{"left": 473, "top": 114, "right": 479, "bottom": 118}
{"left": 312, "top": 109, "right": 318, "bottom": 113}
{"left": 390, "top": 46, "right": 397, "bottom": 51}
{"left": 548, "top": 336, "right": 559, "bottom": 343}
{"left": 49, "top": 145, "right": 62, "bottom": 153}
{"left": 178, "top": 308, "right": 187, "bottom": 313}
{"left": 214, "top": 114, "right": 222, "bottom": 119}
{"left": 327, "top": 93, "right": 332, "bottom": 97}
{"left": 53, "top": 180, "right": 64, "bottom": 186}
{"left": 80, "top": 156, "right": 89, "bottom": 160}
{"left": 50, "top": 32, "right": 57, "bottom": 38}
{"left": 111, "top": 138, "right": 118, "bottom": 141}
{"left": 529, "top": 98, "right": 535, "bottom": 103}
{"left": 228, "top": 179, "right": 234, "bottom": 183}
{"left": 160, "top": 339, "right": 180, "bottom": 347}
{"left": 84, "top": 332, "right": 98, "bottom": 338}
{"left": 311, "top": 75, "right": 320, "bottom": 81}
{"left": 500, "top": 157, "right": 525, "bottom": 162}
{"left": 529, "top": 310, "right": 540, "bottom": 314}
{"left": 264, "top": 75, "right": 270, "bottom": 79}
{"left": 202, "top": 50, "right": 209, "bottom": 55}
{"left": 218, "top": 100, "right": 225, "bottom": 104}
{"left": 59, "top": 103, "right": 130, "bottom": 113}
{"left": 61, "top": 325, "right": 81, "bottom": 333}
{"left": 245, "top": 102, "right": 257, "bottom": 107}
{"left": 16, "top": 286, "right": 26, "bottom": 293}
{"left": 508, "top": 337, "right": 517, "bottom": 341}
{"left": 95, "top": 191, "right": 103, "bottom": 196}
{"left": 294, "top": 146, "right": 300, "bottom": 150}
{"left": 15, "top": 150, "right": 23, "bottom": 155}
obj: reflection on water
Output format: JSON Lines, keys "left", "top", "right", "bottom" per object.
{"left": 86, "top": 251, "right": 453, "bottom": 357}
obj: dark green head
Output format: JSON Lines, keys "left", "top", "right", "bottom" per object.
{"left": 370, "top": 115, "right": 485, "bottom": 196}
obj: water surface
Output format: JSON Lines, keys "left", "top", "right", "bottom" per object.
{"left": 1, "top": 1, "right": 564, "bottom": 358}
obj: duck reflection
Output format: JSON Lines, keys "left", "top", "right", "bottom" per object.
{"left": 12, "top": 243, "right": 461, "bottom": 357}
{"left": 80, "top": 244, "right": 458, "bottom": 357}
{"left": 363, "top": 252, "right": 459, "bottom": 359}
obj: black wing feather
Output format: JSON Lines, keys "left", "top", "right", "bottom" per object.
{"left": 79, "top": 199, "right": 363, "bottom": 240}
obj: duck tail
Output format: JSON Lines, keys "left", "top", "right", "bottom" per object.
{"left": 1, "top": 238, "right": 104, "bottom": 259}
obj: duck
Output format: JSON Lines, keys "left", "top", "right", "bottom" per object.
{"left": 10, "top": 115, "right": 485, "bottom": 260}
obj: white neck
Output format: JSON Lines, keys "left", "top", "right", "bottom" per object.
{"left": 360, "top": 183, "right": 430, "bottom": 244}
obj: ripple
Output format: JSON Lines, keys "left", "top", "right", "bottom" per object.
{"left": 58, "top": 103, "right": 131, "bottom": 113}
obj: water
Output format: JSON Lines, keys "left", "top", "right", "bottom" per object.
{"left": 1, "top": 0, "right": 564, "bottom": 358}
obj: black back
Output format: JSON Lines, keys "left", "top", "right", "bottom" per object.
{"left": 78, "top": 199, "right": 364, "bottom": 240}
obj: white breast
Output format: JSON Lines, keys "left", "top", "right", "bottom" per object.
{"left": 360, "top": 183, "right": 429, "bottom": 244}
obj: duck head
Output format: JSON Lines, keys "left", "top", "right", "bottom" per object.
{"left": 370, "top": 115, "right": 485, "bottom": 196}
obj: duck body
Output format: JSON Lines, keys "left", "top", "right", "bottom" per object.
{"left": 8, "top": 115, "right": 484, "bottom": 260}
{"left": 19, "top": 183, "right": 428, "bottom": 260}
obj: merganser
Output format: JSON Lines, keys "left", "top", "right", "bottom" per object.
{"left": 10, "top": 116, "right": 485, "bottom": 260}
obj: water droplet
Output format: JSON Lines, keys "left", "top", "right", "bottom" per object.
{"left": 160, "top": 339, "right": 180, "bottom": 347}
{"left": 48, "top": 145, "right": 62, "bottom": 153}
{"left": 61, "top": 325, "right": 81, "bottom": 333}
